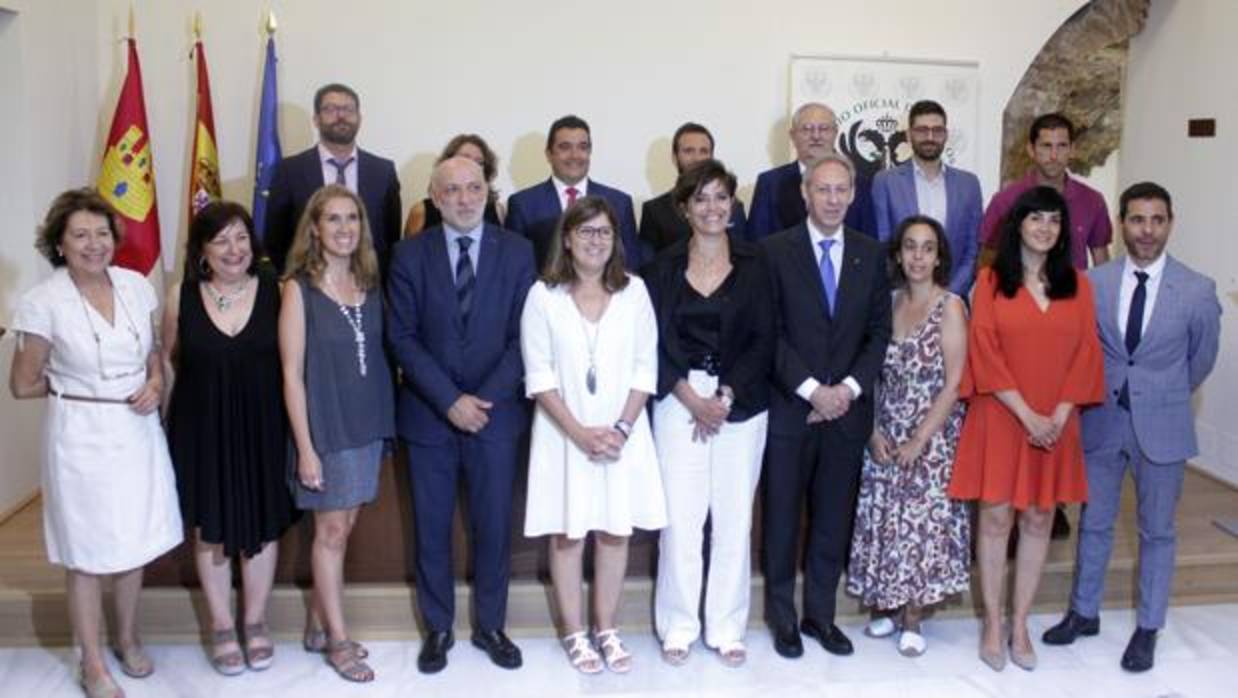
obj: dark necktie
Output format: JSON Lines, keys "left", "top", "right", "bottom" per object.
{"left": 456, "top": 236, "right": 476, "bottom": 324}
{"left": 565, "top": 186, "right": 579, "bottom": 208}
{"left": 1117, "top": 270, "right": 1149, "bottom": 409}
{"left": 328, "top": 157, "right": 353, "bottom": 186}
{"left": 818, "top": 239, "right": 837, "bottom": 315}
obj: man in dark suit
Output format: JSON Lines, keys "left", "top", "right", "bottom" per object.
{"left": 749, "top": 103, "right": 875, "bottom": 239}
{"left": 639, "top": 122, "right": 748, "bottom": 253}
{"left": 387, "top": 156, "right": 536, "bottom": 674}
{"left": 264, "top": 83, "right": 402, "bottom": 274}
{"left": 761, "top": 153, "right": 892, "bottom": 659}
{"left": 871, "top": 99, "right": 983, "bottom": 296}
{"left": 506, "top": 114, "right": 641, "bottom": 271}
{"left": 1042, "top": 182, "right": 1221, "bottom": 672}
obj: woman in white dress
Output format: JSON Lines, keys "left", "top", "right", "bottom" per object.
{"left": 521, "top": 196, "right": 667, "bottom": 675}
{"left": 8, "top": 189, "right": 183, "bottom": 698}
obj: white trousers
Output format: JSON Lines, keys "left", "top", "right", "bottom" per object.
{"left": 653, "top": 371, "right": 768, "bottom": 648}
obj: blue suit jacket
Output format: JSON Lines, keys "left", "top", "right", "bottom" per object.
{"left": 264, "top": 146, "right": 402, "bottom": 275}
{"left": 871, "top": 162, "right": 983, "bottom": 295}
{"left": 386, "top": 224, "right": 536, "bottom": 445}
{"left": 505, "top": 178, "right": 641, "bottom": 272}
{"left": 748, "top": 161, "right": 875, "bottom": 240}
{"left": 1082, "top": 256, "right": 1221, "bottom": 464}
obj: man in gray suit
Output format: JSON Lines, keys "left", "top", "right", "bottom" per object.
{"left": 1042, "top": 181, "right": 1222, "bottom": 672}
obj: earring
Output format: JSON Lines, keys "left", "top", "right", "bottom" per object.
{"left": 199, "top": 256, "right": 211, "bottom": 276}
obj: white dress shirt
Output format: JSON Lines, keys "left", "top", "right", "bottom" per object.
{"left": 552, "top": 176, "right": 589, "bottom": 211}
{"left": 913, "top": 159, "right": 948, "bottom": 228}
{"left": 795, "top": 219, "right": 862, "bottom": 401}
{"left": 1117, "top": 252, "right": 1167, "bottom": 341}
{"left": 318, "top": 143, "right": 358, "bottom": 193}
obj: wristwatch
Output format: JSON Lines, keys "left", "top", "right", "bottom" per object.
{"left": 613, "top": 419, "right": 633, "bottom": 439}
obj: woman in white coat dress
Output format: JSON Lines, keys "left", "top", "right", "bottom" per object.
{"left": 8, "top": 189, "right": 183, "bottom": 698}
{"left": 522, "top": 196, "right": 667, "bottom": 675}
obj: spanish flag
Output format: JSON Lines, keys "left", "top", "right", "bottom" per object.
{"left": 188, "top": 37, "right": 220, "bottom": 219}
{"left": 98, "top": 38, "right": 161, "bottom": 275}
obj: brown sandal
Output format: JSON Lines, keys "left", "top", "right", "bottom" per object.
{"left": 113, "top": 643, "right": 154, "bottom": 678}
{"left": 326, "top": 639, "right": 375, "bottom": 682}
{"left": 208, "top": 628, "right": 245, "bottom": 676}
{"left": 244, "top": 622, "right": 275, "bottom": 671}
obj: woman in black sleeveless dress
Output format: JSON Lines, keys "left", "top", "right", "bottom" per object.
{"left": 163, "top": 201, "right": 296, "bottom": 675}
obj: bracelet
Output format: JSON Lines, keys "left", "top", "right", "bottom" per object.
{"left": 613, "top": 419, "right": 632, "bottom": 439}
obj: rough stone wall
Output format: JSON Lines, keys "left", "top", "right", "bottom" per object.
{"left": 1000, "top": 0, "right": 1150, "bottom": 183}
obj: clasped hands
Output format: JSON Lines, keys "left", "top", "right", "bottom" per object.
{"left": 806, "top": 383, "right": 854, "bottom": 424}
{"left": 1021, "top": 403, "right": 1073, "bottom": 450}
{"left": 448, "top": 393, "right": 493, "bottom": 433}
{"left": 574, "top": 424, "right": 627, "bottom": 462}
{"left": 868, "top": 430, "right": 928, "bottom": 467}
{"left": 687, "top": 392, "right": 730, "bottom": 442}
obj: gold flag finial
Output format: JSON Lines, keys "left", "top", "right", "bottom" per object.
{"left": 265, "top": 9, "right": 278, "bottom": 35}
{"left": 128, "top": 2, "right": 135, "bottom": 38}
{"left": 193, "top": 11, "right": 202, "bottom": 41}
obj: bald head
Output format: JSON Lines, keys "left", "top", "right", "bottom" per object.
{"left": 790, "top": 102, "right": 839, "bottom": 164}
{"left": 431, "top": 156, "right": 487, "bottom": 232}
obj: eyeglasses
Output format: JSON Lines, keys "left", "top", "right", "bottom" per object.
{"left": 319, "top": 104, "right": 357, "bottom": 117}
{"left": 910, "top": 126, "right": 948, "bottom": 138}
{"left": 574, "top": 226, "right": 614, "bottom": 240}
{"left": 797, "top": 123, "right": 838, "bottom": 136}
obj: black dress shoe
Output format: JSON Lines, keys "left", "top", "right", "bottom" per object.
{"left": 1120, "top": 627, "right": 1157, "bottom": 672}
{"left": 800, "top": 619, "right": 854, "bottom": 656}
{"left": 1041, "top": 610, "right": 1100, "bottom": 645}
{"left": 771, "top": 624, "right": 804, "bottom": 659}
{"left": 471, "top": 629, "right": 522, "bottom": 669}
{"left": 417, "top": 630, "right": 454, "bottom": 674}
{"left": 1051, "top": 507, "right": 1072, "bottom": 539}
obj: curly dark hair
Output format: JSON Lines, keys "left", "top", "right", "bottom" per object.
{"left": 888, "top": 215, "right": 952, "bottom": 288}
{"left": 542, "top": 196, "right": 629, "bottom": 293}
{"left": 991, "top": 185, "right": 1077, "bottom": 299}
{"left": 34, "top": 188, "right": 125, "bottom": 267}
{"left": 183, "top": 201, "right": 263, "bottom": 282}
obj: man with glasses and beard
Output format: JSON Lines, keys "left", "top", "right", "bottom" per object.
{"left": 265, "top": 83, "right": 402, "bottom": 276}
{"left": 872, "top": 100, "right": 983, "bottom": 295}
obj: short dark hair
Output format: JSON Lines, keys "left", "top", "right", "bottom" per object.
{"left": 1028, "top": 112, "right": 1075, "bottom": 144}
{"left": 184, "top": 201, "right": 262, "bottom": 282}
{"left": 672, "top": 122, "right": 714, "bottom": 154}
{"left": 991, "top": 185, "right": 1077, "bottom": 299}
{"left": 314, "top": 83, "right": 359, "bottom": 114}
{"left": 542, "top": 196, "right": 629, "bottom": 293}
{"left": 546, "top": 114, "right": 591, "bottom": 150}
{"left": 1119, "top": 181, "right": 1174, "bottom": 220}
{"left": 908, "top": 100, "right": 947, "bottom": 127}
{"left": 35, "top": 188, "right": 125, "bottom": 268}
{"left": 671, "top": 159, "right": 737, "bottom": 211}
{"left": 889, "top": 215, "right": 952, "bottom": 288}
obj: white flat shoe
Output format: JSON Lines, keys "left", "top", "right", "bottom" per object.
{"left": 898, "top": 629, "right": 926, "bottom": 657}
{"left": 865, "top": 616, "right": 897, "bottom": 638}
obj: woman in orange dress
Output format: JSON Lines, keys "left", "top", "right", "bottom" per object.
{"left": 948, "top": 185, "right": 1103, "bottom": 673}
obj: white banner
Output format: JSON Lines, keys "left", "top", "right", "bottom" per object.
{"left": 790, "top": 55, "right": 981, "bottom": 180}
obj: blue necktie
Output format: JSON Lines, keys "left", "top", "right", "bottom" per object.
{"left": 456, "top": 237, "right": 475, "bottom": 324}
{"left": 1117, "top": 270, "right": 1149, "bottom": 409}
{"left": 819, "top": 239, "right": 837, "bottom": 315}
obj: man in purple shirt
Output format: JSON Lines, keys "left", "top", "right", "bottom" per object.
{"left": 980, "top": 113, "right": 1112, "bottom": 270}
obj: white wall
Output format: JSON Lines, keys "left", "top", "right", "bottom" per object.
{"left": 0, "top": 0, "right": 101, "bottom": 518}
{"left": 1121, "top": 0, "right": 1238, "bottom": 484}
{"left": 89, "top": 0, "right": 1086, "bottom": 273}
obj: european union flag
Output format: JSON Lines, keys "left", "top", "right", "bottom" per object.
{"left": 252, "top": 36, "right": 281, "bottom": 241}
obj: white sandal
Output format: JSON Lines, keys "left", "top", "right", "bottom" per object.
{"left": 716, "top": 641, "right": 747, "bottom": 667}
{"left": 562, "top": 631, "right": 603, "bottom": 674}
{"left": 594, "top": 628, "right": 632, "bottom": 673}
{"left": 898, "top": 629, "right": 927, "bottom": 657}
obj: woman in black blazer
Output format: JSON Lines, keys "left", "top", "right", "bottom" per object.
{"left": 642, "top": 159, "right": 775, "bottom": 667}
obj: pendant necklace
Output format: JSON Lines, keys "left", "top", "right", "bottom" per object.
{"left": 327, "top": 274, "right": 367, "bottom": 377}
{"left": 204, "top": 276, "right": 251, "bottom": 312}
{"left": 581, "top": 316, "right": 599, "bottom": 395}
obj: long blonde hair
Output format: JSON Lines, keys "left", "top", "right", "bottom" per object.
{"left": 283, "top": 184, "right": 380, "bottom": 290}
